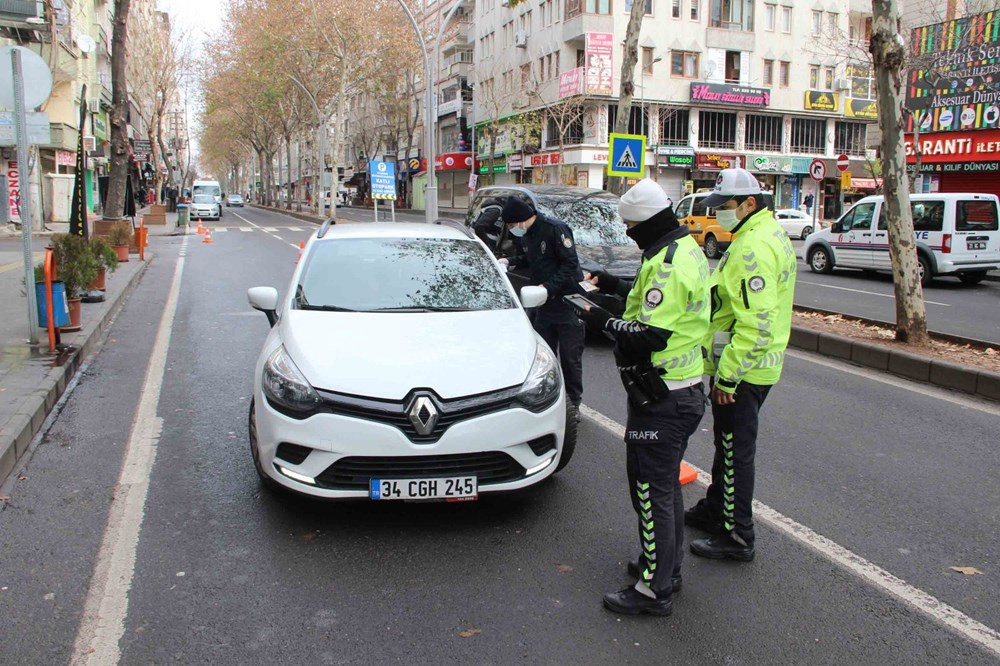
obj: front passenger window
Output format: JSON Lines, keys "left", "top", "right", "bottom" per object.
{"left": 848, "top": 203, "right": 876, "bottom": 231}
{"left": 674, "top": 198, "right": 692, "bottom": 219}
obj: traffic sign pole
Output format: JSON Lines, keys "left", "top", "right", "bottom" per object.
{"left": 13, "top": 50, "right": 38, "bottom": 345}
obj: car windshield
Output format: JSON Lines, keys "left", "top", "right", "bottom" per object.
{"left": 193, "top": 195, "right": 213, "bottom": 203}
{"left": 295, "top": 238, "right": 516, "bottom": 312}
{"left": 535, "top": 194, "right": 632, "bottom": 246}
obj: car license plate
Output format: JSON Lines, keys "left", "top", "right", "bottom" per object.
{"left": 369, "top": 476, "right": 478, "bottom": 501}
{"left": 968, "top": 241, "right": 987, "bottom": 250}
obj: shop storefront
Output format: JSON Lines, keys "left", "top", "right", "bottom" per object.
{"left": 905, "top": 129, "right": 1000, "bottom": 200}
{"left": 692, "top": 153, "right": 743, "bottom": 191}
{"left": 655, "top": 147, "right": 694, "bottom": 202}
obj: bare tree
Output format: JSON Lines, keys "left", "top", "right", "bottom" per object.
{"left": 104, "top": 0, "right": 133, "bottom": 221}
{"left": 608, "top": 0, "right": 647, "bottom": 194}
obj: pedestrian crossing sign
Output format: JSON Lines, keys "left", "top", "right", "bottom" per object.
{"left": 607, "top": 133, "right": 646, "bottom": 178}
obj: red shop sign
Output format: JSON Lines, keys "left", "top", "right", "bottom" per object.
{"left": 904, "top": 129, "right": 1000, "bottom": 164}
{"left": 528, "top": 153, "right": 562, "bottom": 167}
{"left": 695, "top": 153, "right": 743, "bottom": 170}
{"left": 434, "top": 152, "right": 478, "bottom": 171}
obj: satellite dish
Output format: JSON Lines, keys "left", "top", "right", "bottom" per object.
{"left": 0, "top": 46, "right": 52, "bottom": 108}
{"left": 77, "top": 35, "right": 96, "bottom": 54}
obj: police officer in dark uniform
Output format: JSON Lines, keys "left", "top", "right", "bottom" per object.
{"left": 499, "top": 197, "right": 585, "bottom": 412}
{"left": 472, "top": 197, "right": 506, "bottom": 252}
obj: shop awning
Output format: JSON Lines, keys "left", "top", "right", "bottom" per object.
{"left": 851, "top": 178, "right": 880, "bottom": 189}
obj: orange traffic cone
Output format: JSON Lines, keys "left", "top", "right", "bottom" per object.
{"left": 295, "top": 240, "right": 304, "bottom": 264}
{"left": 196, "top": 220, "right": 204, "bottom": 235}
{"left": 202, "top": 228, "right": 213, "bottom": 244}
{"left": 679, "top": 461, "right": 698, "bottom": 486}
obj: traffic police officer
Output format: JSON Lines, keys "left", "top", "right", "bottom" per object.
{"left": 500, "top": 197, "right": 585, "bottom": 412}
{"left": 472, "top": 197, "right": 506, "bottom": 252}
{"left": 685, "top": 168, "right": 796, "bottom": 562}
{"left": 581, "top": 179, "right": 710, "bottom": 616}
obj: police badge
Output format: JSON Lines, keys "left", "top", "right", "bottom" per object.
{"left": 644, "top": 288, "right": 663, "bottom": 308}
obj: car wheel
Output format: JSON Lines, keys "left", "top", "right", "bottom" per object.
{"left": 808, "top": 246, "right": 833, "bottom": 274}
{"left": 917, "top": 254, "right": 932, "bottom": 287}
{"left": 801, "top": 226, "right": 813, "bottom": 239}
{"left": 958, "top": 271, "right": 987, "bottom": 285}
{"left": 248, "top": 399, "right": 280, "bottom": 490}
{"left": 704, "top": 234, "right": 721, "bottom": 259}
{"left": 555, "top": 402, "right": 578, "bottom": 472}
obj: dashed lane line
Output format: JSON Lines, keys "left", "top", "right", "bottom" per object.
{"left": 797, "top": 280, "right": 951, "bottom": 307}
{"left": 228, "top": 211, "right": 300, "bottom": 250}
{"left": 580, "top": 404, "right": 1000, "bottom": 659}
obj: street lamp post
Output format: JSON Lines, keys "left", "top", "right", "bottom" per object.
{"left": 289, "top": 75, "right": 328, "bottom": 218}
{"left": 639, "top": 54, "right": 662, "bottom": 141}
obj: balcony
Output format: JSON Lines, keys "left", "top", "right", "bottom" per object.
{"left": 562, "top": 12, "right": 614, "bottom": 43}
{"left": 0, "top": 0, "right": 41, "bottom": 20}
{"left": 850, "top": 0, "right": 872, "bottom": 14}
{"left": 705, "top": 27, "right": 755, "bottom": 52}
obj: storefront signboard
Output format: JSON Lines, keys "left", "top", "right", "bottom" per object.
{"left": 690, "top": 83, "right": 770, "bottom": 108}
{"left": 845, "top": 99, "right": 878, "bottom": 120}
{"left": 528, "top": 152, "right": 561, "bottom": 167}
{"left": 804, "top": 91, "right": 840, "bottom": 113}
{"left": 507, "top": 153, "right": 523, "bottom": 171}
{"left": 695, "top": 153, "right": 742, "bottom": 170}
{"left": 748, "top": 155, "right": 792, "bottom": 173}
{"left": 904, "top": 129, "right": 1000, "bottom": 166}
{"left": 585, "top": 33, "right": 614, "bottom": 95}
{"left": 790, "top": 157, "right": 813, "bottom": 174}
{"left": 559, "top": 67, "right": 583, "bottom": 99}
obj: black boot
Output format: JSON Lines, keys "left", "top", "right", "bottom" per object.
{"left": 684, "top": 501, "right": 723, "bottom": 534}
{"left": 603, "top": 586, "right": 672, "bottom": 616}
{"left": 626, "top": 561, "right": 682, "bottom": 593}
{"left": 689, "top": 533, "right": 755, "bottom": 562}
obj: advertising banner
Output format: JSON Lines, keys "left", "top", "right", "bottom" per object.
{"left": 695, "top": 153, "right": 742, "bottom": 170}
{"left": 845, "top": 98, "right": 878, "bottom": 120}
{"left": 6, "top": 159, "right": 19, "bottom": 223}
{"left": 585, "top": 33, "right": 614, "bottom": 95}
{"left": 804, "top": 91, "right": 840, "bottom": 113}
{"left": 690, "top": 83, "right": 770, "bottom": 108}
{"left": 559, "top": 67, "right": 583, "bottom": 99}
{"left": 904, "top": 129, "right": 1000, "bottom": 171}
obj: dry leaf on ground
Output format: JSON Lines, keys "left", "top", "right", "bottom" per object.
{"left": 950, "top": 566, "right": 984, "bottom": 575}
{"left": 458, "top": 628, "right": 482, "bottom": 638}
{"left": 555, "top": 564, "right": 573, "bottom": 573}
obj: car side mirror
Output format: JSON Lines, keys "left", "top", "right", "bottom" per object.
{"left": 248, "top": 286, "right": 279, "bottom": 327}
{"left": 520, "top": 285, "right": 548, "bottom": 309}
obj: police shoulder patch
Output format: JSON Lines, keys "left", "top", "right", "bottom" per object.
{"left": 562, "top": 234, "right": 573, "bottom": 248}
{"left": 644, "top": 288, "right": 664, "bottom": 308}
{"left": 748, "top": 275, "right": 766, "bottom": 292}
{"left": 718, "top": 252, "right": 730, "bottom": 271}
{"left": 540, "top": 240, "right": 546, "bottom": 253}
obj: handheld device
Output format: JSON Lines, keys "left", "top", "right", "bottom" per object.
{"left": 578, "top": 280, "right": 599, "bottom": 293}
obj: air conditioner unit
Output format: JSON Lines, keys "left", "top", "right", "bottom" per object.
{"left": 88, "top": 99, "right": 100, "bottom": 113}
{"left": 834, "top": 78, "right": 851, "bottom": 91}
{"left": 83, "top": 136, "right": 97, "bottom": 151}
{"left": 514, "top": 32, "right": 528, "bottom": 48}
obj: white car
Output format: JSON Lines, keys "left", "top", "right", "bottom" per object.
{"left": 190, "top": 194, "right": 220, "bottom": 220}
{"left": 775, "top": 209, "right": 815, "bottom": 239}
{"left": 247, "top": 221, "right": 572, "bottom": 500}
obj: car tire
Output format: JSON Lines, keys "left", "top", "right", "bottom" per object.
{"left": 801, "top": 226, "right": 813, "bottom": 239}
{"left": 917, "top": 254, "right": 933, "bottom": 287}
{"left": 555, "top": 402, "right": 578, "bottom": 472}
{"left": 808, "top": 246, "right": 833, "bottom": 274}
{"left": 248, "top": 399, "right": 281, "bottom": 491}
{"left": 958, "top": 271, "right": 987, "bottom": 285}
{"left": 704, "top": 234, "right": 721, "bottom": 259}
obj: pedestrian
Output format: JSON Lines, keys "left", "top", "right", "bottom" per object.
{"left": 498, "top": 197, "right": 585, "bottom": 418}
{"left": 579, "top": 179, "right": 710, "bottom": 617}
{"left": 803, "top": 192, "right": 814, "bottom": 214}
{"left": 472, "top": 196, "right": 507, "bottom": 252}
{"left": 684, "top": 168, "right": 796, "bottom": 562}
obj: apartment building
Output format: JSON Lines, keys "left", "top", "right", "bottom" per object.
{"left": 472, "top": 0, "right": 879, "bottom": 216}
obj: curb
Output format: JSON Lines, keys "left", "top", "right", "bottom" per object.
{"left": 0, "top": 257, "right": 151, "bottom": 483}
{"left": 788, "top": 325, "right": 1000, "bottom": 402}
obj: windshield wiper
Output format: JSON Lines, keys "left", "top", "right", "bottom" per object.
{"left": 297, "top": 304, "right": 357, "bottom": 312}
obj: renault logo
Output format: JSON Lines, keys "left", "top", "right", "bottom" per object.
{"left": 407, "top": 395, "right": 439, "bottom": 436}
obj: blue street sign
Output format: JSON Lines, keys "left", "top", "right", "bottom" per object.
{"left": 369, "top": 160, "right": 397, "bottom": 200}
{"left": 607, "top": 133, "right": 646, "bottom": 178}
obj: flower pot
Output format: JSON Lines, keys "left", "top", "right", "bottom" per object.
{"left": 88, "top": 266, "right": 107, "bottom": 291}
{"left": 35, "top": 281, "right": 70, "bottom": 329}
{"left": 60, "top": 297, "right": 82, "bottom": 333}
{"left": 114, "top": 244, "right": 129, "bottom": 262}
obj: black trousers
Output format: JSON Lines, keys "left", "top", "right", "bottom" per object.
{"left": 534, "top": 316, "right": 585, "bottom": 406}
{"left": 704, "top": 382, "right": 772, "bottom": 545}
{"left": 626, "top": 385, "right": 705, "bottom": 599}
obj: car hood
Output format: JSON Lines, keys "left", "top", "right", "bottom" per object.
{"left": 577, "top": 244, "right": 642, "bottom": 278}
{"left": 280, "top": 309, "right": 537, "bottom": 400}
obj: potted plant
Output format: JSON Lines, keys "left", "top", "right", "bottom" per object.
{"left": 51, "top": 234, "right": 100, "bottom": 332}
{"left": 88, "top": 237, "right": 119, "bottom": 291}
{"left": 108, "top": 222, "right": 132, "bottom": 262}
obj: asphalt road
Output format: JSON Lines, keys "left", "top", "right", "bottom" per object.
{"left": 1, "top": 206, "right": 998, "bottom": 664}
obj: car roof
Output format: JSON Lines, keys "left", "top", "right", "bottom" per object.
{"left": 855, "top": 192, "right": 1000, "bottom": 204}
{"left": 315, "top": 222, "right": 472, "bottom": 242}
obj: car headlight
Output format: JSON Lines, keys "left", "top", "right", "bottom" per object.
{"left": 517, "top": 338, "right": 561, "bottom": 412}
{"left": 262, "top": 346, "right": 321, "bottom": 414}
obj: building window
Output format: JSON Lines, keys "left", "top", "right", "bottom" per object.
{"left": 546, "top": 115, "right": 584, "bottom": 147}
{"left": 585, "top": 0, "right": 612, "bottom": 14}
{"left": 835, "top": 121, "right": 867, "bottom": 156}
{"left": 745, "top": 114, "right": 782, "bottom": 152}
{"left": 825, "top": 67, "right": 835, "bottom": 90}
{"left": 577, "top": 49, "right": 586, "bottom": 67}
{"left": 809, "top": 66, "right": 819, "bottom": 89}
{"left": 811, "top": 10, "right": 822, "bottom": 35}
{"left": 660, "top": 108, "right": 690, "bottom": 146}
{"left": 642, "top": 47, "right": 655, "bottom": 73}
{"left": 779, "top": 61, "right": 790, "bottom": 87}
{"left": 724, "top": 50, "right": 742, "bottom": 83}
{"left": 827, "top": 12, "right": 838, "bottom": 35}
{"left": 671, "top": 50, "right": 699, "bottom": 78}
{"left": 625, "top": 0, "right": 653, "bottom": 14}
{"left": 609, "top": 105, "right": 648, "bottom": 136}
{"left": 698, "top": 110, "right": 737, "bottom": 149}
{"left": 764, "top": 3, "right": 775, "bottom": 31}
{"left": 566, "top": 0, "right": 582, "bottom": 18}
{"left": 763, "top": 59, "right": 773, "bottom": 86}
{"left": 848, "top": 64, "right": 875, "bottom": 99}
{"left": 710, "top": 0, "right": 753, "bottom": 31}
{"left": 790, "top": 118, "right": 826, "bottom": 153}
{"left": 691, "top": 0, "right": 699, "bottom": 20}
{"left": 672, "top": 0, "right": 681, "bottom": 17}
{"left": 781, "top": 6, "right": 791, "bottom": 32}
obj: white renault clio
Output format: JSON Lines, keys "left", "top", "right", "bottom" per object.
{"left": 247, "top": 221, "right": 572, "bottom": 500}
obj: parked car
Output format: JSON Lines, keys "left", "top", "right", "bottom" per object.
{"left": 803, "top": 192, "right": 1000, "bottom": 286}
{"left": 674, "top": 191, "right": 775, "bottom": 258}
{"left": 466, "top": 185, "right": 641, "bottom": 318}
{"left": 226, "top": 194, "right": 245, "bottom": 207}
{"left": 190, "top": 194, "right": 221, "bottom": 221}
{"left": 775, "top": 209, "right": 815, "bottom": 239}
{"left": 247, "top": 221, "right": 573, "bottom": 499}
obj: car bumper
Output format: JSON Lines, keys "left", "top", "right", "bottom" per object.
{"left": 253, "top": 389, "right": 567, "bottom": 499}
{"left": 937, "top": 258, "right": 1000, "bottom": 274}
{"left": 191, "top": 208, "right": 219, "bottom": 218}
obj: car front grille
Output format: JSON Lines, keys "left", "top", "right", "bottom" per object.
{"left": 314, "top": 451, "right": 525, "bottom": 490}
{"left": 313, "top": 386, "right": 521, "bottom": 443}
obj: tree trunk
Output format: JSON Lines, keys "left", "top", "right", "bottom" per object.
{"left": 104, "top": 0, "right": 132, "bottom": 220}
{"left": 257, "top": 150, "right": 266, "bottom": 206}
{"left": 871, "top": 0, "right": 929, "bottom": 344}
{"left": 608, "top": 0, "right": 646, "bottom": 195}
{"left": 285, "top": 135, "right": 293, "bottom": 210}
{"left": 277, "top": 141, "right": 284, "bottom": 207}
{"left": 296, "top": 140, "right": 304, "bottom": 212}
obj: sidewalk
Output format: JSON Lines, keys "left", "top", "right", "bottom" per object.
{"left": 0, "top": 211, "right": 178, "bottom": 483}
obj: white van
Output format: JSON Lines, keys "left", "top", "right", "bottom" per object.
{"left": 803, "top": 192, "right": 1000, "bottom": 285}
{"left": 192, "top": 180, "right": 223, "bottom": 218}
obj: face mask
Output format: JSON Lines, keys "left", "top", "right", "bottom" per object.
{"left": 716, "top": 208, "right": 740, "bottom": 230}
{"left": 509, "top": 225, "right": 527, "bottom": 238}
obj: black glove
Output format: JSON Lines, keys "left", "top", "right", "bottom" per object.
{"left": 577, "top": 305, "right": 612, "bottom": 329}
{"left": 590, "top": 271, "right": 621, "bottom": 294}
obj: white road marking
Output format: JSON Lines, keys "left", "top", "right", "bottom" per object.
{"left": 580, "top": 404, "right": 1000, "bottom": 659}
{"left": 287, "top": 226, "right": 301, "bottom": 231}
{"left": 797, "top": 280, "right": 950, "bottom": 307}
{"left": 262, "top": 226, "right": 277, "bottom": 232}
{"left": 229, "top": 211, "right": 300, "bottom": 250}
{"left": 213, "top": 228, "right": 228, "bottom": 232}
{"left": 786, "top": 349, "right": 1000, "bottom": 416}
{"left": 71, "top": 235, "right": 189, "bottom": 666}
{"left": 272, "top": 235, "right": 283, "bottom": 241}
{"left": 239, "top": 227, "right": 252, "bottom": 232}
